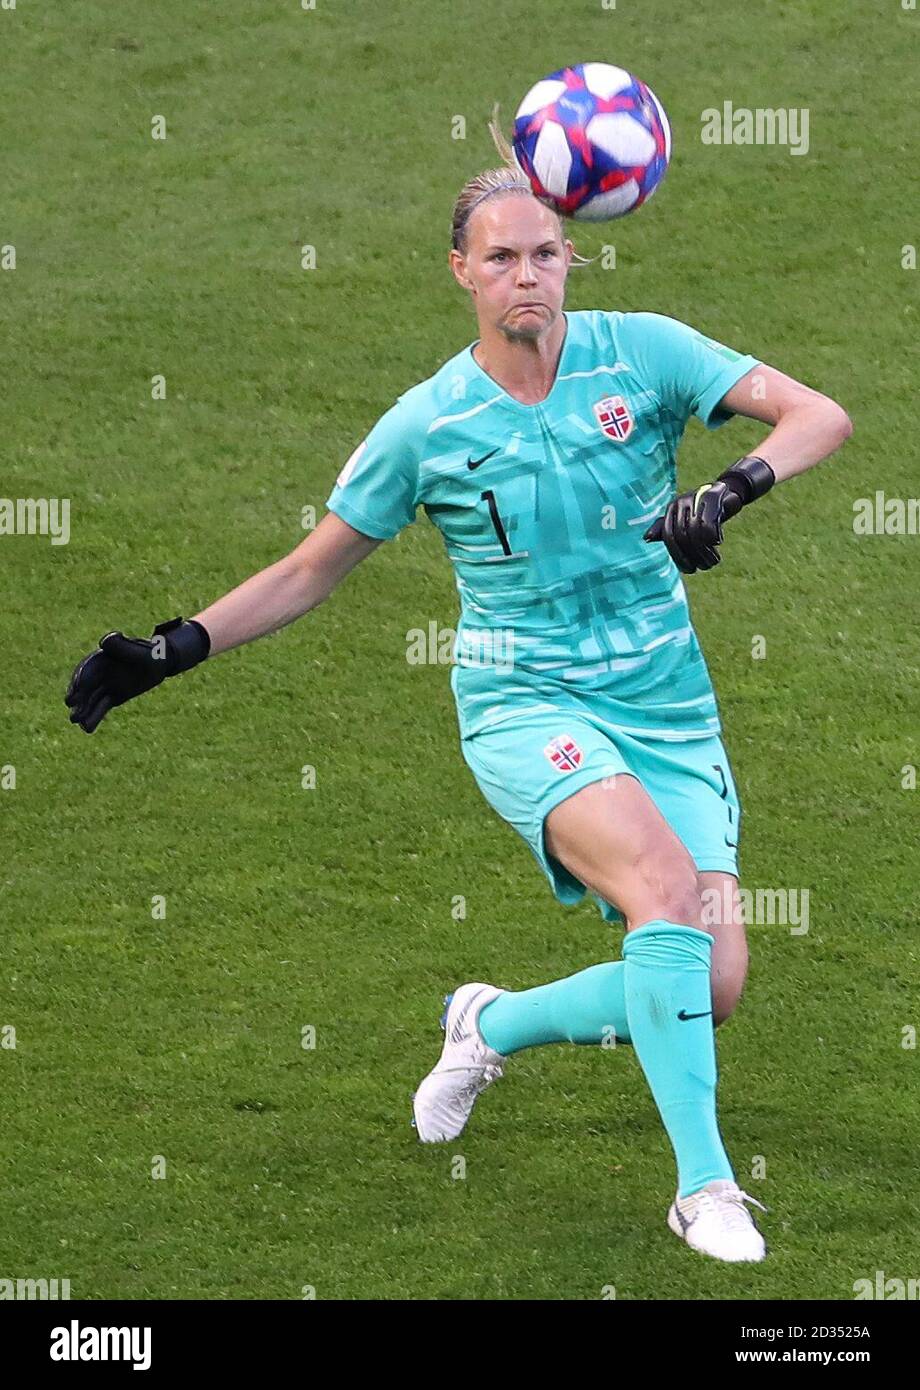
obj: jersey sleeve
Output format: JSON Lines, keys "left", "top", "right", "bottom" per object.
{"left": 325, "top": 397, "right": 421, "bottom": 541}
{"left": 618, "top": 312, "right": 761, "bottom": 430}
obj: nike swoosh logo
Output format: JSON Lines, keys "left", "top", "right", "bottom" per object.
{"left": 448, "top": 986, "right": 490, "bottom": 1044}
{"left": 677, "top": 1009, "right": 713, "bottom": 1022}
{"left": 467, "top": 448, "right": 500, "bottom": 470}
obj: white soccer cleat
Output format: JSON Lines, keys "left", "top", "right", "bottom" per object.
{"left": 668, "top": 1179, "right": 768, "bottom": 1263}
{"left": 412, "top": 983, "right": 506, "bottom": 1143}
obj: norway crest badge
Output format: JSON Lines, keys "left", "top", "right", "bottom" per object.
{"left": 544, "top": 734, "right": 584, "bottom": 773}
{"left": 593, "top": 394, "right": 633, "bottom": 442}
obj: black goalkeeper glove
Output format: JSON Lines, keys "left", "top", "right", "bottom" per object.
{"left": 644, "top": 455, "right": 776, "bottom": 574}
{"left": 65, "top": 617, "right": 210, "bottom": 734}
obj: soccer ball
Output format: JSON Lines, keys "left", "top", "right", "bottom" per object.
{"left": 511, "top": 62, "right": 671, "bottom": 222}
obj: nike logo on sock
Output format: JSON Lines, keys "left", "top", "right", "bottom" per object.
{"left": 677, "top": 1009, "right": 713, "bottom": 1021}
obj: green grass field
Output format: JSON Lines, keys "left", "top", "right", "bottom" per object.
{"left": 2, "top": 0, "right": 919, "bottom": 1300}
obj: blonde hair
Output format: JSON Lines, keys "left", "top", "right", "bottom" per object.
{"left": 450, "top": 167, "right": 537, "bottom": 252}
{"left": 450, "top": 105, "right": 595, "bottom": 266}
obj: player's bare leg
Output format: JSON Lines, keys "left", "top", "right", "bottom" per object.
{"left": 699, "top": 871, "right": 748, "bottom": 1024}
{"left": 543, "top": 772, "right": 705, "bottom": 930}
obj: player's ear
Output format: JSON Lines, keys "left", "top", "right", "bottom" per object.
{"left": 448, "top": 249, "right": 475, "bottom": 292}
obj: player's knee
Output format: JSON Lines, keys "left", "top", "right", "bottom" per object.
{"left": 638, "top": 856, "right": 703, "bottom": 930}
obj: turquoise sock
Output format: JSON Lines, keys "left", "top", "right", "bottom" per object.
{"left": 478, "top": 962, "right": 631, "bottom": 1054}
{"left": 622, "top": 920, "right": 733, "bottom": 1197}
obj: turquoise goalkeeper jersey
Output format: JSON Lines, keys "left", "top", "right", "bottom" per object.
{"left": 325, "top": 310, "right": 759, "bottom": 741}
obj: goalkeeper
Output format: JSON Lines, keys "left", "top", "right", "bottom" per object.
{"left": 66, "top": 167, "right": 851, "bottom": 1265}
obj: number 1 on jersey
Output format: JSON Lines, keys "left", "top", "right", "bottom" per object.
{"left": 481, "top": 489, "right": 512, "bottom": 556}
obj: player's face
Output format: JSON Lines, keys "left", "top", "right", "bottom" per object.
{"left": 450, "top": 197, "right": 573, "bottom": 342}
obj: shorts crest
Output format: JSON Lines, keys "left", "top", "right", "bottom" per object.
{"left": 544, "top": 733, "right": 584, "bottom": 773}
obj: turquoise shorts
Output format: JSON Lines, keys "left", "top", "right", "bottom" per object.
{"left": 459, "top": 709, "right": 741, "bottom": 923}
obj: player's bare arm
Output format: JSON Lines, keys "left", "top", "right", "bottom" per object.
{"left": 718, "top": 364, "right": 852, "bottom": 480}
{"left": 196, "top": 513, "right": 381, "bottom": 656}
{"left": 64, "top": 513, "right": 381, "bottom": 733}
